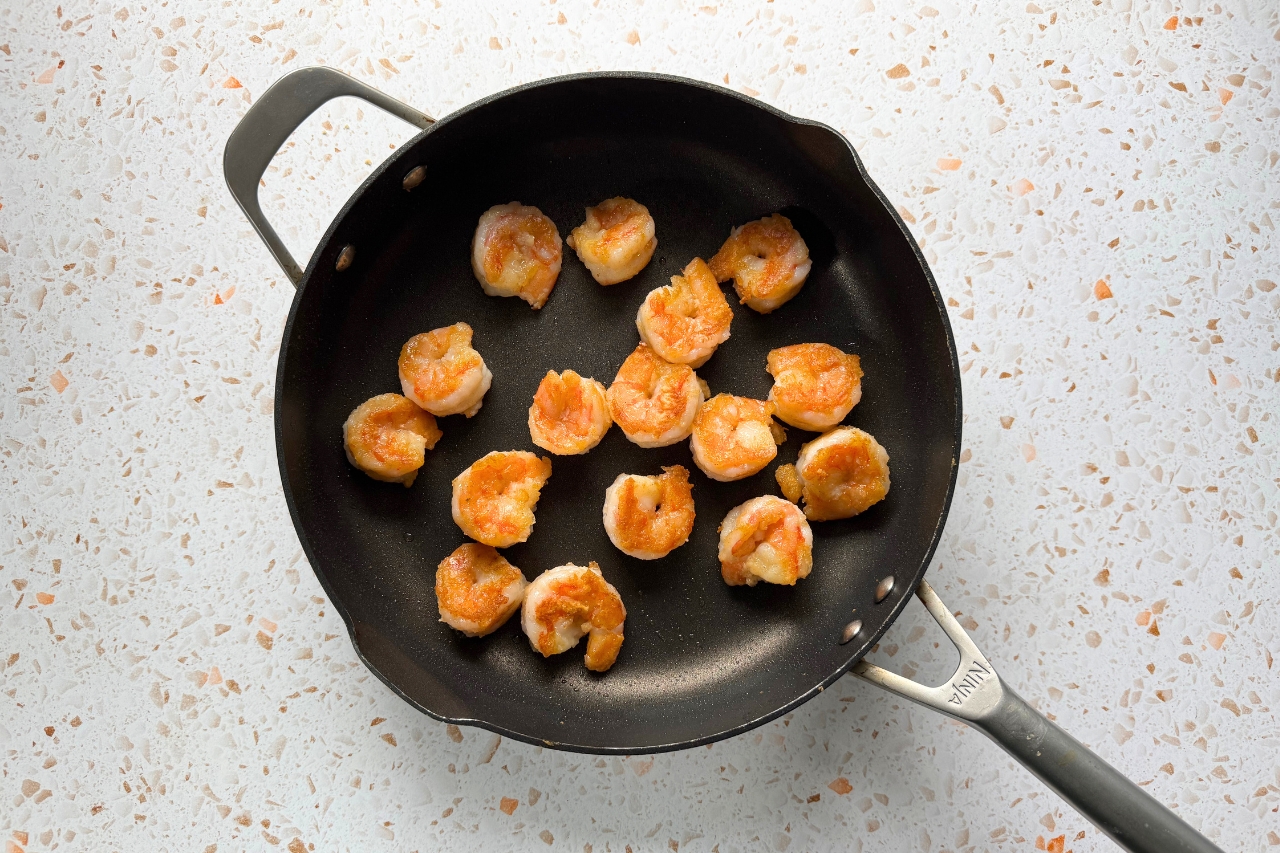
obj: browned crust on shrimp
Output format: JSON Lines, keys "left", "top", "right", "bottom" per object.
{"left": 342, "top": 393, "right": 442, "bottom": 486}
{"left": 607, "top": 466, "right": 695, "bottom": 558}
{"left": 528, "top": 369, "right": 611, "bottom": 455}
{"left": 767, "top": 343, "right": 863, "bottom": 430}
{"left": 435, "top": 543, "right": 526, "bottom": 636}
{"left": 795, "top": 428, "right": 890, "bottom": 521}
{"left": 524, "top": 563, "right": 626, "bottom": 672}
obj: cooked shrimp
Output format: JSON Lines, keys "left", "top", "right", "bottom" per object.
{"left": 767, "top": 343, "right": 864, "bottom": 431}
{"left": 435, "top": 543, "right": 528, "bottom": 637}
{"left": 635, "top": 257, "right": 733, "bottom": 368}
{"left": 718, "top": 495, "right": 814, "bottom": 587}
{"left": 342, "top": 393, "right": 442, "bottom": 487}
{"left": 708, "top": 213, "right": 812, "bottom": 313}
{"left": 566, "top": 197, "right": 657, "bottom": 285}
{"left": 471, "top": 202, "right": 563, "bottom": 309}
{"left": 528, "top": 370, "right": 612, "bottom": 456}
{"left": 522, "top": 563, "right": 626, "bottom": 672}
{"left": 776, "top": 427, "right": 890, "bottom": 521}
{"left": 606, "top": 343, "right": 704, "bottom": 448}
{"left": 451, "top": 451, "right": 553, "bottom": 547}
{"left": 689, "top": 394, "right": 783, "bottom": 482}
{"left": 602, "top": 466, "right": 696, "bottom": 560}
{"left": 399, "top": 322, "right": 493, "bottom": 418}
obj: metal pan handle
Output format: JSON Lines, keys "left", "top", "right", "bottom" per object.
{"left": 854, "top": 581, "right": 1222, "bottom": 853}
{"left": 222, "top": 66, "right": 434, "bottom": 286}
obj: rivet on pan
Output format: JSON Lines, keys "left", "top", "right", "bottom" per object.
{"left": 335, "top": 245, "right": 355, "bottom": 271}
{"left": 402, "top": 165, "right": 426, "bottom": 191}
{"left": 875, "top": 575, "right": 895, "bottom": 603}
{"left": 839, "top": 619, "right": 863, "bottom": 645}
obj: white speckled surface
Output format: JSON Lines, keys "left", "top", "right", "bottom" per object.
{"left": 1, "top": 1, "right": 1277, "bottom": 850}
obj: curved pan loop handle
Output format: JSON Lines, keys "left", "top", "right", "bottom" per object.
{"left": 223, "top": 66, "right": 434, "bottom": 286}
{"left": 854, "top": 581, "right": 1222, "bottom": 853}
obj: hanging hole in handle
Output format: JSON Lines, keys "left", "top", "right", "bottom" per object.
{"left": 258, "top": 97, "right": 422, "bottom": 275}
{"left": 855, "top": 583, "right": 961, "bottom": 686}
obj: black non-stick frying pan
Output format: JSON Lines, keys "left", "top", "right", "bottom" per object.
{"left": 225, "top": 67, "right": 1221, "bottom": 853}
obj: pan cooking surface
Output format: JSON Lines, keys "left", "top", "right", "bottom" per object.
{"left": 277, "top": 75, "right": 959, "bottom": 752}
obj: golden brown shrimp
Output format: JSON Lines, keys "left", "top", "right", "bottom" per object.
{"left": 708, "top": 213, "right": 812, "bottom": 313}
{"left": 602, "top": 465, "right": 696, "bottom": 560}
{"left": 471, "top": 202, "right": 563, "bottom": 309}
{"left": 566, "top": 197, "right": 657, "bottom": 285}
{"left": 435, "top": 543, "right": 528, "bottom": 637}
{"left": 767, "top": 343, "right": 863, "bottom": 431}
{"left": 521, "top": 563, "right": 626, "bottom": 672}
{"left": 635, "top": 257, "right": 733, "bottom": 367}
{"left": 775, "top": 427, "right": 890, "bottom": 521}
{"left": 398, "top": 322, "right": 493, "bottom": 418}
{"left": 342, "top": 393, "right": 442, "bottom": 486}
{"left": 606, "top": 343, "right": 704, "bottom": 448}
{"left": 528, "top": 370, "right": 612, "bottom": 455}
{"left": 451, "top": 451, "right": 553, "bottom": 547}
{"left": 718, "top": 496, "right": 814, "bottom": 587}
{"left": 689, "top": 394, "right": 783, "bottom": 482}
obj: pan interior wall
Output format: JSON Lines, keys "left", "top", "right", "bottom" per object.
{"left": 277, "top": 77, "right": 958, "bottom": 751}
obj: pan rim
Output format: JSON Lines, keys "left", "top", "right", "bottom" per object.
{"left": 271, "top": 70, "right": 963, "bottom": 754}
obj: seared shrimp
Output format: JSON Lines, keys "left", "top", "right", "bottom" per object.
{"left": 451, "top": 451, "right": 553, "bottom": 547}
{"left": 528, "top": 370, "right": 612, "bottom": 455}
{"left": 342, "top": 393, "right": 442, "bottom": 487}
{"left": 435, "top": 543, "right": 528, "bottom": 637}
{"left": 718, "top": 496, "right": 814, "bottom": 587}
{"left": 602, "top": 466, "right": 696, "bottom": 560}
{"left": 776, "top": 427, "right": 890, "bottom": 521}
{"left": 689, "top": 394, "right": 783, "bottom": 482}
{"left": 767, "top": 343, "right": 863, "bottom": 431}
{"left": 522, "top": 563, "right": 626, "bottom": 672}
{"left": 566, "top": 197, "right": 657, "bottom": 285}
{"left": 636, "top": 257, "right": 733, "bottom": 368}
{"left": 606, "top": 343, "right": 704, "bottom": 448}
{"left": 399, "top": 322, "right": 493, "bottom": 418}
{"left": 471, "top": 202, "right": 563, "bottom": 309}
{"left": 708, "top": 213, "right": 811, "bottom": 313}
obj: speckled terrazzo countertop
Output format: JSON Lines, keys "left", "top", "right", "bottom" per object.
{"left": 1, "top": 1, "right": 1277, "bottom": 851}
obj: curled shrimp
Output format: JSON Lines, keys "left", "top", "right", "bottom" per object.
{"left": 708, "top": 213, "right": 812, "bottom": 313}
{"left": 398, "top": 322, "right": 493, "bottom": 418}
{"left": 435, "top": 543, "right": 528, "bottom": 637}
{"left": 635, "top": 257, "right": 733, "bottom": 368}
{"left": 471, "top": 202, "right": 563, "bottom": 309}
{"left": 767, "top": 343, "right": 863, "bottom": 431}
{"left": 566, "top": 197, "right": 657, "bottom": 285}
{"left": 602, "top": 465, "right": 696, "bottom": 560}
{"left": 528, "top": 370, "right": 612, "bottom": 456}
{"left": 606, "top": 343, "right": 705, "bottom": 448}
{"left": 522, "top": 562, "right": 626, "bottom": 672}
{"left": 718, "top": 496, "right": 814, "bottom": 587}
{"left": 451, "top": 451, "right": 553, "bottom": 547}
{"left": 775, "top": 427, "right": 890, "bottom": 521}
{"left": 689, "top": 394, "right": 784, "bottom": 482}
{"left": 342, "top": 393, "right": 442, "bottom": 486}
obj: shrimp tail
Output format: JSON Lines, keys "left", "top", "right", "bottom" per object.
{"left": 585, "top": 629, "right": 624, "bottom": 672}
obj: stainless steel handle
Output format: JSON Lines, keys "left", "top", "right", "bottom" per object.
{"left": 222, "top": 66, "right": 434, "bottom": 285}
{"left": 854, "top": 581, "right": 1222, "bottom": 853}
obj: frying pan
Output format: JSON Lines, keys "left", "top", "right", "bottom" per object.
{"left": 224, "top": 67, "right": 1221, "bottom": 853}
